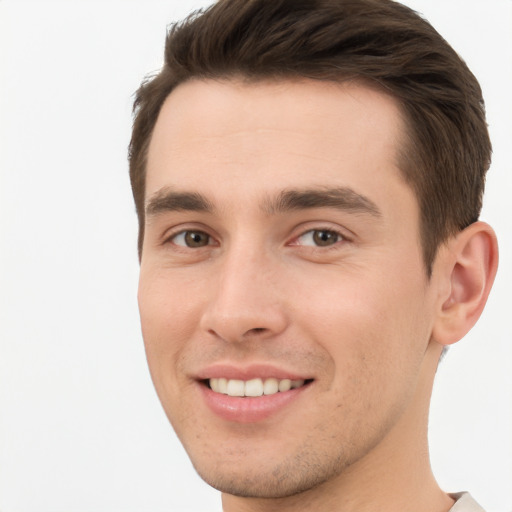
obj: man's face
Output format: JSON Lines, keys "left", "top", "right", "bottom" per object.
{"left": 138, "top": 79, "right": 440, "bottom": 498}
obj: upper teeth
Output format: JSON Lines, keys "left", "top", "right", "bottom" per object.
{"left": 209, "top": 378, "right": 305, "bottom": 397}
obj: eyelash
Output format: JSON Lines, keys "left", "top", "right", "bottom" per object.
{"left": 164, "top": 229, "right": 216, "bottom": 249}
{"left": 292, "top": 228, "right": 346, "bottom": 248}
{"left": 164, "top": 227, "right": 348, "bottom": 250}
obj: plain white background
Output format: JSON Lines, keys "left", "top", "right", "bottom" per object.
{"left": 0, "top": 1, "right": 510, "bottom": 511}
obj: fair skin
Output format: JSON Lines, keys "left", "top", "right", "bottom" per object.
{"left": 138, "top": 79, "right": 498, "bottom": 512}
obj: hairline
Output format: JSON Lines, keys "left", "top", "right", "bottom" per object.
{"left": 137, "top": 74, "right": 437, "bottom": 276}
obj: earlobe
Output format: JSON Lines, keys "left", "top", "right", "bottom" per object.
{"left": 432, "top": 221, "right": 498, "bottom": 346}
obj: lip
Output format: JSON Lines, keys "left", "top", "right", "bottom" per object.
{"left": 198, "top": 381, "right": 310, "bottom": 423}
{"left": 196, "top": 363, "right": 310, "bottom": 381}
{"left": 195, "top": 363, "right": 313, "bottom": 423}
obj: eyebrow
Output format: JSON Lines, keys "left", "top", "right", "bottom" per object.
{"left": 145, "top": 186, "right": 381, "bottom": 218}
{"left": 145, "top": 187, "right": 215, "bottom": 216}
{"left": 264, "top": 187, "right": 382, "bottom": 217}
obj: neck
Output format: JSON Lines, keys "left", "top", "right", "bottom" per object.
{"left": 222, "top": 341, "right": 454, "bottom": 512}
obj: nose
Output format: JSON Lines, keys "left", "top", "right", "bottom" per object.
{"left": 199, "top": 246, "right": 288, "bottom": 343}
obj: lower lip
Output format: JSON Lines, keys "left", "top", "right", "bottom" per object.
{"left": 199, "top": 383, "right": 309, "bottom": 423}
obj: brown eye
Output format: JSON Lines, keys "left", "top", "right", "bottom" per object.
{"left": 312, "top": 230, "right": 341, "bottom": 246}
{"left": 295, "top": 229, "right": 343, "bottom": 247}
{"left": 173, "top": 230, "right": 211, "bottom": 248}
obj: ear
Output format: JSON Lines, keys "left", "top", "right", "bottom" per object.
{"left": 432, "top": 221, "right": 498, "bottom": 346}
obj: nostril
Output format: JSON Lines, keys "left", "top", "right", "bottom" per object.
{"left": 246, "top": 327, "right": 266, "bottom": 335}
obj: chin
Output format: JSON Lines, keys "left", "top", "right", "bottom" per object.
{"left": 188, "top": 446, "right": 350, "bottom": 499}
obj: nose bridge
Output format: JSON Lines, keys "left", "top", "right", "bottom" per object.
{"left": 200, "top": 236, "right": 287, "bottom": 342}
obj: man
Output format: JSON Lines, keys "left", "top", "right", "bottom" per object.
{"left": 128, "top": 0, "right": 498, "bottom": 510}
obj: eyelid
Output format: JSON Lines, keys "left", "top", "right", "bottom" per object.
{"left": 161, "top": 224, "right": 218, "bottom": 247}
{"left": 173, "top": 231, "right": 210, "bottom": 247}
{"left": 288, "top": 223, "right": 354, "bottom": 247}
{"left": 158, "top": 221, "right": 353, "bottom": 248}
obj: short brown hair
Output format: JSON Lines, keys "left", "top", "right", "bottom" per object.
{"left": 129, "top": 0, "right": 491, "bottom": 274}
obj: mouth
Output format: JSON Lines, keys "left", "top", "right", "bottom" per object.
{"left": 195, "top": 364, "right": 314, "bottom": 422}
{"left": 205, "top": 377, "right": 313, "bottom": 397}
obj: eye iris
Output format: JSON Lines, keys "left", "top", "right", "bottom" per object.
{"left": 313, "top": 230, "right": 338, "bottom": 246}
{"left": 184, "top": 231, "right": 209, "bottom": 247}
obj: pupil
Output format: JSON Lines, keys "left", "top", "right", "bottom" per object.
{"left": 313, "top": 230, "right": 337, "bottom": 246}
{"left": 185, "top": 231, "right": 208, "bottom": 247}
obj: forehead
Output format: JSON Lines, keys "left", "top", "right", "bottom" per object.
{"left": 145, "top": 78, "right": 414, "bottom": 218}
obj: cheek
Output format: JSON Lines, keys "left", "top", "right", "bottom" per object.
{"left": 137, "top": 270, "right": 201, "bottom": 387}
{"left": 294, "top": 268, "right": 431, "bottom": 399}
{"left": 137, "top": 273, "right": 208, "bottom": 435}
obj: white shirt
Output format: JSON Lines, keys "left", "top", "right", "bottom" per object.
{"left": 449, "top": 492, "right": 486, "bottom": 512}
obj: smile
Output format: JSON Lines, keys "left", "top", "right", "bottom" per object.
{"left": 208, "top": 377, "right": 307, "bottom": 397}
{"left": 200, "top": 376, "right": 313, "bottom": 423}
